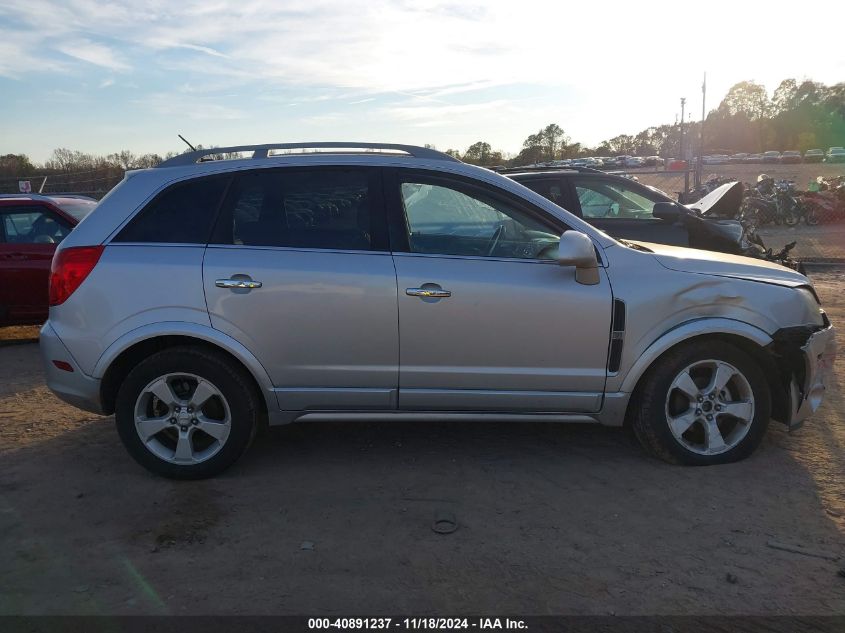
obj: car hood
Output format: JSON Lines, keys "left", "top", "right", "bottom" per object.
{"left": 628, "top": 241, "right": 809, "bottom": 288}
{"left": 685, "top": 181, "right": 744, "bottom": 217}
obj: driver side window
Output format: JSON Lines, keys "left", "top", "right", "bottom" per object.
{"left": 573, "top": 178, "right": 659, "bottom": 220}
{"left": 399, "top": 181, "right": 559, "bottom": 260}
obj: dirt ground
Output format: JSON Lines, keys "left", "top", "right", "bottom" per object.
{"left": 1, "top": 271, "right": 844, "bottom": 616}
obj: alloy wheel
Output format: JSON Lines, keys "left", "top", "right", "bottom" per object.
{"left": 133, "top": 373, "right": 231, "bottom": 464}
{"left": 664, "top": 360, "right": 755, "bottom": 455}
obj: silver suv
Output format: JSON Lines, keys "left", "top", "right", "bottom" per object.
{"left": 41, "top": 143, "right": 836, "bottom": 478}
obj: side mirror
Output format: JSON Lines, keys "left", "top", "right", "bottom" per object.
{"left": 653, "top": 201, "right": 682, "bottom": 222}
{"left": 558, "top": 231, "right": 600, "bottom": 285}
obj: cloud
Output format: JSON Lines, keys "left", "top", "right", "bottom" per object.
{"left": 386, "top": 99, "right": 514, "bottom": 122}
{"left": 2, "top": 0, "right": 844, "bottom": 155}
{"left": 56, "top": 39, "right": 130, "bottom": 71}
{"left": 99, "top": 78, "right": 115, "bottom": 88}
{"left": 4, "top": 0, "right": 843, "bottom": 97}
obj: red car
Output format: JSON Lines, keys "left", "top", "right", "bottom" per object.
{"left": 0, "top": 196, "right": 95, "bottom": 326}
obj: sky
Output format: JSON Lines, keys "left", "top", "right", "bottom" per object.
{"left": 1, "top": 0, "right": 843, "bottom": 163}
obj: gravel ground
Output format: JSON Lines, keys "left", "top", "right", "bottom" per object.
{"left": 629, "top": 163, "right": 845, "bottom": 196}
{"left": 1, "top": 271, "right": 844, "bottom": 616}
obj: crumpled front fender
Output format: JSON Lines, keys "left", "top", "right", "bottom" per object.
{"left": 771, "top": 323, "right": 837, "bottom": 430}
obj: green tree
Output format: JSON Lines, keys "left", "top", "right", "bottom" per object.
{"left": 540, "top": 123, "right": 568, "bottom": 160}
{"left": 0, "top": 154, "right": 35, "bottom": 178}
{"left": 463, "top": 141, "right": 493, "bottom": 165}
{"left": 719, "top": 81, "right": 771, "bottom": 120}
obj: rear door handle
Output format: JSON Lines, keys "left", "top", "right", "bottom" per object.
{"left": 406, "top": 287, "right": 451, "bottom": 298}
{"left": 215, "top": 278, "right": 263, "bottom": 289}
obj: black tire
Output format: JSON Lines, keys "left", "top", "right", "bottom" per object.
{"left": 115, "top": 346, "right": 260, "bottom": 479}
{"left": 629, "top": 340, "right": 771, "bottom": 466}
{"left": 804, "top": 206, "right": 820, "bottom": 226}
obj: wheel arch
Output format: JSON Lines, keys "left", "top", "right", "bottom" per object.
{"left": 620, "top": 321, "right": 787, "bottom": 426}
{"left": 96, "top": 323, "right": 277, "bottom": 419}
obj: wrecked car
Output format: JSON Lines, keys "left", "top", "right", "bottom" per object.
{"left": 41, "top": 143, "right": 835, "bottom": 478}
{"left": 504, "top": 168, "right": 801, "bottom": 271}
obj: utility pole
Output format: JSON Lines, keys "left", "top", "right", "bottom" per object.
{"left": 679, "top": 97, "right": 686, "bottom": 163}
{"left": 697, "top": 73, "right": 706, "bottom": 188}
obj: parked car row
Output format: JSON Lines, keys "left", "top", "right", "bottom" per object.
{"left": 526, "top": 155, "right": 666, "bottom": 170}
{"left": 702, "top": 148, "right": 845, "bottom": 165}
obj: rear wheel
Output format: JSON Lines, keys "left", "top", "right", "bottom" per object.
{"left": 115, "top": 347, "right": 260, "bottom": 479}
{"left": 630, "top": 341, "right": 770, "bottom": 466}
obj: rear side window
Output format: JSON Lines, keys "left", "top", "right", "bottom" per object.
{"left": 1, "top": 206, "right": 72, "bottom": 244}
{"left": 212, "top": 168, "right": 386, "bottom": 251}
{"left": 114, "top": 177, "right": 228, "bottom": 244}
{"left": 517, "top": 178, "right": 568, "bottom": 207}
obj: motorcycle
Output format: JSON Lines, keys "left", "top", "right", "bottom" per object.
{"left": 796, "top": 177, "right": 845, "bottom": 224}
{"left": 683, "top": 181, "right": 806, "bottom": 273}
{"left": 740, "top": 175, "right": 801, "bottom": 227}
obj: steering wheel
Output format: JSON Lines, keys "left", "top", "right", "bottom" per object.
{"left": 486, "top": 223, "right": 505, "bottom": 256}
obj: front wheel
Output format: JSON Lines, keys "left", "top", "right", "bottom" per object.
{"left": 115, "top": 346, "right": 260, "bottom": 479}
{"left": 630, "top": 341, "right": 771, "bottom": 466}
{"left": 783, "top": 213, "right": 800, "bottom": 226}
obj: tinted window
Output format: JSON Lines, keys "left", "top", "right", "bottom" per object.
{"left": 572, "top": 178, "right": 660, "bottom": 220}
{"left": 399, "top": 180, "right": 560, "bottom": 260}
{"left": 1, "top": 207, "right": 71, "bottom": 244}
{"left": 114, "top": 177, "right": 228, "bottom": 243}
{"left": 517, "top": 178, "right": 568, "bottom": 207}
{"left": 215, "top": 168, "right": 380, "bottom": 251}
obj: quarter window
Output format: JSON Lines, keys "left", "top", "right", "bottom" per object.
{"left": 399, "top": 180, "right": 560, "bottom": 260}
{"left": 114, "top": 177, "right": 228, "bottom": 244}
{"left": 572, "top": 178, "right": 660, "bottom": 219}
{"left": 215, "top": 169, "right": 381, "bottom": 251}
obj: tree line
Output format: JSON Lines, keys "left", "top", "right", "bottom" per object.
{"left": 2, "top": 77, "right": 843, "bottom": 178}
{"left": 449, "top": 78, "right": 845, "bottom": 166}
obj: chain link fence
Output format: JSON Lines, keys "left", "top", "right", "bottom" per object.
{"left": 0, "top": 167, "right": 125, "bottom": 200}
{"left": 620, "top": 164, "right": 845, "bottom": 261}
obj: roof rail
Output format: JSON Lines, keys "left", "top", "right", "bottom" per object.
{"left": 157, "top": 142, "right": 460, "bottom": 168}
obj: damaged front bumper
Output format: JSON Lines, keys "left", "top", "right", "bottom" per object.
{"left": 772, "top": 320, "right": 837, "bottom": 430}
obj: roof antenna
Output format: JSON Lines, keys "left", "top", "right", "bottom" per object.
{"left": 178, "top": 134, "right": 197, "bottom": 151}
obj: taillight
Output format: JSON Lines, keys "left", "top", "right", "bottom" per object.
{"left": 49, "top": 246, "right": 105, "bottom": 306}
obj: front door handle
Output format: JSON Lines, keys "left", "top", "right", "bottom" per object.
{"left": 216, "top": 278, "right": 263, "bottom": 289}
{"left": 406, "top": 287, "right": 451, "bottom": 298}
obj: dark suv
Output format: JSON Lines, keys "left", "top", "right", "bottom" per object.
{"left": 503, "top": 167, "right": 747, "bottom": 254}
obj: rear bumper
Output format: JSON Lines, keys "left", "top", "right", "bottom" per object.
{"left": 784, "top": 324, "right": 837, "bottom": 429}
{"left": 39, "top": 322, "right": 104, "bottom": 415}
